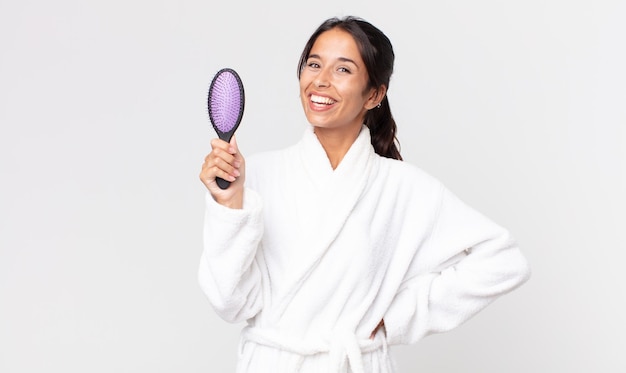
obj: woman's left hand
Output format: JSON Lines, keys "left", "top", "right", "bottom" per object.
{"left": 370, "top": 319, "right": 385, "bottom": 339}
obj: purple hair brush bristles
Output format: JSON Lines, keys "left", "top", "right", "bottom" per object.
{"left": 207, "top": 68, "right": 245, "bottom": 189}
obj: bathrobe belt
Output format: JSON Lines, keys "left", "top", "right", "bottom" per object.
{"left": 241, "top": 326, "right": 389, "bottom": 373}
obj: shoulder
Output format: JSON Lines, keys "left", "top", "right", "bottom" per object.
{"left": 246, "top": 145, "right": 295, "bottom": 171}
{"left": 245, "top": 145, "right": 297, "bottom": 189}
{"left": 366, "top": 156, "right": 448, "bottom": 218}
{"left": 247, "top": 149, "right": 283, "bottom": 168}
{"left": 378, "top": 156, "right": 445, "bottom": 195}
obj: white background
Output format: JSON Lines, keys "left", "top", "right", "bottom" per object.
{"left": 1, "top": 0, "right": 624, "bottom": 372}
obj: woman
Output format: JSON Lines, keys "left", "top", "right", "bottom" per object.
{"left": 199, "top": 16, "right": 530, "bottom": 373}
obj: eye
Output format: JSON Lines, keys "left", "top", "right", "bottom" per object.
{"left": 337, "top": 66, "right": 351, "bottom": 74}
{"left": 307, "top": 61, "right": 320, "bottom": 69}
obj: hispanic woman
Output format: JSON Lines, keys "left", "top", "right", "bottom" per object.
{"left": 198, "top": 16, "right": 530, "bottom": 373}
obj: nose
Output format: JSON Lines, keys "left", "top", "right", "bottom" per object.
{"left": 314, "top": 67, "right": 331, "bottom": 88}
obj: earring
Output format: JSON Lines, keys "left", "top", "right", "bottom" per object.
{"left": 376, "top": 103, "right": 382, "bottom": 109}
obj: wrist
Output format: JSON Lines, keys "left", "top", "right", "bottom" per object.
{"left": 214, "top": 191, "right": 244, "bottom": 209}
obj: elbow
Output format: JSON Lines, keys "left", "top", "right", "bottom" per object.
{"left": 493, "top": 233, "right": 531, "bottom": 290}
{"left": 496, "top": 243, "right": 531, "bottom": 293}
{"left": 199, "top": 283, "right": 258, "bottom": 324}
{"left": 477, "top": 240, "right": 532, "bottom": 295}
{"left": 513, "top": 251, "right": 531, "bottom": 288}
{"left": 198, "top": 268, "right": 262, "bottom": 324}
{"left": 209, "top": 296, "right": 257, "bottom": 324}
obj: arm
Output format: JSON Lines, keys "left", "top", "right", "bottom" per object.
{"left": 385, "top": 186, "right": 531, "bottom": 345}
{"left": 199, "top": 136, "right": 245, "bottom": 209}
{"left": 198, "top": 189, "right": 264, "bottom": 323}
{"left": 197, "top": 136, "right": 264, "bottom": 323}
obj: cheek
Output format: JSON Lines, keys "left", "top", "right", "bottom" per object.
{"left": 299, "top": 71, "right": 313, "bottom": 90}
{"left": 298, "top": 78, "right": 307, "bottom": 95}
{"left": 337, "top": 83, "right": 368, "bottom": 108}
{"left": 299, "top": 81, "right": 309, "bottom": 109}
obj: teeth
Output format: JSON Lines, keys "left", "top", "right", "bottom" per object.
{"left": 311, "top": 94, "right": 336, "bottom": 105}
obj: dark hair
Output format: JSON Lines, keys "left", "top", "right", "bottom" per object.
{"left": 297, "top": 16, "right": 402, "bottom": 160}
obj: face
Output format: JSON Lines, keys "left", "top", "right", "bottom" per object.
{"left": 299, "top": 28, "right": 381, "bottom": 134}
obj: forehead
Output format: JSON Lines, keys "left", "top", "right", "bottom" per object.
{"left": 310, "top": 28, "right": 363, "bottom": 62}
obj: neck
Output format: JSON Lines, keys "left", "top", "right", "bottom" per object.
{"left": 313, "top": 124, "right": 362, "bottom": 170}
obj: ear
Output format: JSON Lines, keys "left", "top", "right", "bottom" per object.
{"left": 365, "top": 85, "right": 387, "bottom": 110}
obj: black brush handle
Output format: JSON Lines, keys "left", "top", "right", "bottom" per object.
{"left": 215, "top": 132, "right": 234, "bottom": 190}
{"left": 216, "top": 177, "right": 231, "bottom": 190}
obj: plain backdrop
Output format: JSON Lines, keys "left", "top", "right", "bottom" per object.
{"left": 1, "top": 0, "right": 624, "bottom": 372}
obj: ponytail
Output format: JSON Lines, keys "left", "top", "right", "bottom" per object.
{"left": 365, "top": 96, "right": 402, "bottom": 161}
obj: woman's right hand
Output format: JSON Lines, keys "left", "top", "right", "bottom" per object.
{"left": 199, "top": 136, "right": 245, "bottom": 209}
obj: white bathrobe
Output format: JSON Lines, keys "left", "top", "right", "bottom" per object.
{"left": 199, "top": 125, "right": 530, "bottom": 373}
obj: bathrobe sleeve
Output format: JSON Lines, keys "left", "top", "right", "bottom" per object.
{"left": 384, "top": 185, "right": 531, "bottom": 345}
{"left": 198, "top": 188, "right": 264, "bottom": 323}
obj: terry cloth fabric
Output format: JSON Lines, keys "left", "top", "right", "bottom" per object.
{"left": 199, "top": 125, "right": 530, "bottom": 372}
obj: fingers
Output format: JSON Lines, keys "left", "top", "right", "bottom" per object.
{"left": 199, "top": 137, "right": 245, "bottom": 196}
{"left": 369, "top": 319, "right": 385, "bottom": 340}
{"left": 230, "top": 136, "right": 244, "bottom": 166}
{"left": 207, "top": 139, "right": 237, "bottom": 173}
{"left": 204, "top": 144, "right": 239, "bottom": 181}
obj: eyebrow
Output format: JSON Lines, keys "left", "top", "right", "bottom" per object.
{"left": 308, "top": 54, "right": 359, "bottom": 67}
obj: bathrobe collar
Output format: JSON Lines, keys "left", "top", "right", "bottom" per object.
{"left": 299, "top": 124, "right": 376, "bottom": 193}
{"left": 275, "top": 124, "right": 380, "bottom": 316}
{"left": 297, "top": 124, "right": 379, "bottom": 235}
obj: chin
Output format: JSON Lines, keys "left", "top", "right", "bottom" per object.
{"left": 304, "top": 113, "right": 329, "bottom": 128}
{"left": 307, "top": 118, "right": 337, "bottom": 130}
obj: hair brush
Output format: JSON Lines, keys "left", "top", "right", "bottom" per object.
{"left": 207, "top": 68, "right": 245, "bottom": 189}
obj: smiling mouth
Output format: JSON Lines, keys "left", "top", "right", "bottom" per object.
{"left": 310, "top": 94, "right": 336, "bottom": 105}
